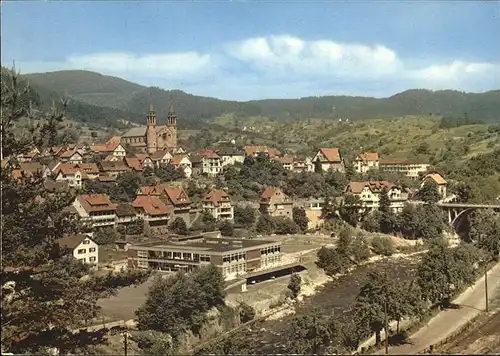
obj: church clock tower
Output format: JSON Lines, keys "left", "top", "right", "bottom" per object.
{"left": 146, "top": 104, "right": 157, "bottom": 154}
{"left": 166, "top": 102, "right": 178, "bottom": 148}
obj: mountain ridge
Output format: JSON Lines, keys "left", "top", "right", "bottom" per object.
{"left": 17, "top": 69, "right": 500, "bottom": 124}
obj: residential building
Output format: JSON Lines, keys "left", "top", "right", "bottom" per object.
{"left": 90, "top": 142, "right": 126, "bottom": 157}
{"left": 244, "top": 145, "right": 281, "bottom": 158}
{"left": 200, "top": 150, "right": 222, "bottom": 177}
{"left": 379, "top": 159, "right": 430, "bottom": 179}
{"left": 120, "top": 104, "right": 177, "bottom": 154}
{"left": 72, "top": 194, "right": 118, "bottom": 229}
{"left": 99, "top": 161, "right": 130, "bottom": 178}
{"left": 292, "top": 157, "right": 314, "bottom": 173}
{"left": 259, "top": 187, "right": 294, "bottom": 218}
{"left": 273, "top": 156, "right": 294, "bottom": 171}
{"left": 135, "top": 154, "right": 155, "bottom": 169}
{"left": 354, "top": 152, "right": 380, "bottom": 174}
{"left": 103, "top": 154, "right": 123, "bottom": 163}
{"left": 297, "top": 198, "right": 325, "bottom": 230}
{"left": 59, "top": 150, "right": 84, "bottom": 164}
{"left": 54, "top": 163, "right": 84, "bottom": 188}
{"left": 127, "top": 236, "right": 282, "bottom": 280}
{"left": 58, "top": 234, "right": 99, "bottom": 265}
{"left": 124, "top": 157, "right": 144, "bottom": 172}
{"left": 137, "top": 184, "right": 192, "bottom": 225}
{"left": 170, "top": 155, "right": 192, "bottom": 178}
{"left": 133, "top": 196, "right": 171, "bottom": 234}
{"left": 77, "top": 163, "right": 100, "bottom": 180}
{"left": 150, "top": 149, "right": 173, "bottom": 167}
{"left": 203, "top": 189, "right": 234, "bottom": 221}
{"left": 345, "top": 181, "right": 410, "bottom": 213}
{"left": 422, "top": 173, "right": 448, "bottom": 199}
{"left": 217, "top": 146, "right": 245, "bottom": 167}
{"left": 312, "top": 148, "right": 345, "bottom": 172}
{"left": 17, "top": 148, "right": 40, "bottom": 163}
{"left": 115, "top": 203, "right": 138, "bottom": 226}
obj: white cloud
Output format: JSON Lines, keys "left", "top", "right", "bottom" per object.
{"left": 227, "top": 35, "right": 403, "bottom": 79}
{"left": 15, "top": 51, "right": 215, "bottom": 79}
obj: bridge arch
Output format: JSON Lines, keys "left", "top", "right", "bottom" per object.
{"left": 451, "top": 208, "right": 475, "bottom": 239}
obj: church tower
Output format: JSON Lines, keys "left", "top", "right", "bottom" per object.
{"left": 146, "top": 104, "right": 157, "bottom": 155}
{"left": 166, "top": 101, "right": 178, "bottom": 148}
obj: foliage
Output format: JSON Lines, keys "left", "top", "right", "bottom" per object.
{"left": 316, "top": 246, "right": 351, "bottom": 276}
{"left": 287, "top": 273, "right": 302, "bottom": 299}
{"left": 233, "top": 205, "right": 257, "bottom": 229}
{"left": 286, "top": 308, "right": 337, "bottom": 354}
{"left": 416, "top": 243, "right": 481, "bottom": 306}
{"left": 1, "top": 68, "right": 150, "bottom": 354}
{"left": 418, "top": 180, "right": 441, "bottom": 203}
{"left": 127, "top": 218, "right": 145, "bottom": 235}
{"left": 293, "top": 207, "right": 309, "bottom": 232}
{"left": 116, "top": 171, "right": 145, "bottom": 201}
{"left": 155, "top": 164, "right": 185, "bottom": 182}
{"left": 94, "top": 227, "right": 120, "bottom": 245}
{"left": 255, "top": 215, "right": 275, "bottom": 234}
{"left": 351, "top": 233, "right": 371, "bottom": 263}
{"left": 136, "top": 264, "right": 226, "bottom": 341}
{"left": 339, "top": 194, "right": 364, "bottom": 226}
{"left": 133, "top": 330, "right": 176, "bottom": 356}
{"left": 371, "top": 236, "right": 395, "bottom": 257}
{"left": 467, "top": 210, "right": 500, "bottom": 259}
{"left": 218, "top": 220, "right": 235, "bottom": 237}
{"left": 256, "top": 215, "right": 299, "bottom": 235}
{"left": 170, "top": 217, "right": 188, "bottom": 235}
{"left": 238, "top": 302, "right": 256, "bottom": 324}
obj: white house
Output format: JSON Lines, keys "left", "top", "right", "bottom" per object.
{"left": 171, "top": 155, "right": 193, "bottom": 178}
{"left": 312, "top": 148, "right": 345, "bottom": 173}
{"left": 203, "top": 189, "right": 234, "bottom": 221}
{"left": 217, "top": 147, "right": 245, "bottom": 167}
{"left": 58, "top": 233, "right": 99, "bottom": 264}
{"left": 354, "top": 152, "right": 380, "bottom": 174}
{"left": 72, "top": 194, "right": 118, "bottom": 228}
{"left": 54, "top": 163, "right": 83, "bottom": 189}
{"left": 59, "top": 150, "right": 84, "bottom": 164}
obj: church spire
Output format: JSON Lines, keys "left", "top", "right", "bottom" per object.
{"left": 167, "top": 94, "right": 177, "bottom": 126}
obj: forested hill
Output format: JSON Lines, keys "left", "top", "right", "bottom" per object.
{"left": 18, "top": 69, "right": 500, "bottom": 124}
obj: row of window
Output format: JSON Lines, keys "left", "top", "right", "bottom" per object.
{"left": 223, "top": 252, "right": 246, "bottom": 263}
{"left": 222, "top": 262, "right": 246, "bottom": 276}
{"left": 261, "top": 254, "right": 281, "bottom": 267}
{"left": 261, "top": 246, "right": 280, "bottom": 255}
{"left": 78, "top": 256, "right": 96, "bottom": 262}
{"left": 77, "top": 248, "right": 96, "bottom": 254}
{"left": 138, "top": 250, "right": 211, "bottom": 263}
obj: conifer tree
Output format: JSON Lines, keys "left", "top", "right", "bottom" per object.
{"left": 1, "top": 68, "right": 150, "bottom": 354}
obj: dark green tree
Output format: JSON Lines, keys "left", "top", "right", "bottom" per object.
{"left": 201, "top": 210, "right": 217, "bottom": 232}
{"left": 218, "top": 220, "right": 235, "bottom": 237}
{"left": 1, "top": 67, "right": 149, "bottom": 354}
{"left": 233, "top": 205, "right": 257, "bottom": 229}
{"left": 339, "top": 194, "right": 363, "bottom": 226}
{"left": 378, "top": 187, "right": 391, "bottom": 214}
{"left": 286, "top": 308, "right": 336, "bottom": 354}
{"left": 351, "top": 232, "right": 371, "bottom": 263}
{"left": 170, "top": 217, "right": 188, "bottom": 235}
{"left": 418, "top": 179, "right": 441, "bottom": 203}
{"left": 287, "top": 273, "right": 302, "bottom": 299}
{"left": 293, "top": 207, "right": 309, "bottom": 232}
{"left": 371, "top": 236, "right": 395, "bottom": 256}
{"left": 238, "top": 302, "right": 256, "bottom": 324}
{"left": 256, "top": 215, "right": 276, "bottom": 234}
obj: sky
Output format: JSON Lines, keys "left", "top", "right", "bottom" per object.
{"left": 2, "top": 1, "right": 500, "bottom": 101}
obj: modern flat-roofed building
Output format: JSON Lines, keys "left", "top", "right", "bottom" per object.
{"left": 128, "top": 236, "right": 282, "bottom": 280}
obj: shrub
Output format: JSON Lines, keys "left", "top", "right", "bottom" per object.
{"left": 371, "top": 236, "right": 395, "bottom": 256}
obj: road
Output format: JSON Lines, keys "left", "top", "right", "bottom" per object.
{"left": 374, "top": 261, "right": 500, "bottom": 355}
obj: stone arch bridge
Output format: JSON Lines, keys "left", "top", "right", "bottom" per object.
{"left": 436, "top": 202, "right": 500, "bottom": 234}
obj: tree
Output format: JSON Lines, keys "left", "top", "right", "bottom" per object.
{"left": 287, "top": 273, "right": 302, "bottom": 299}
{"left": 274, "top": 216, "right": 300, "bottom": 235}
{"left": 201, "top": 210, "right": 217, "bottom": 232}
{"left": 1, "top": 68, "right": 149, "bottom": 354}
{"left": 293, "top": 207, "right": 309, "bottom": 232}
{"left": 238, "top": 302, "right": 256, "bottom": 324}
{"left": 371, "top": 236, "right": 395, "bottom": 256}
{"left": 256, "top": 215, "right": 276, "bottom": 234}
{"left": 170, "top": 217, "right": 188, "bottom": 235}
{"left": 419, "top": 180, "right": 441, "bottom": 203}
{"left": 116, "top": 171, "right": 144, "bottom": 201}
{"left": 351, "top": 233, "right": 371, "bottom": 263}
{"left": 339, "top": 194, "right": 363, "bottom": 226}
{"left": 127, "top": 218, "right": 145, "bottom": 235}
{"left": 94, "top": 227, "right": 120, "bottom": 245}
{"left": 378, "top": 187, "right": 391, "bottom": 214}
{"left": 468, "top": 210, "right": 500, "bottom": 259}
{"left": 218, "top": 220, "right": 235, "bottom": 237}
{"left": 286, "top": 308, "right": 336, "bottom": 354}
{"left": 136, "top": 265, "right": 226, "bottom": 341}
{"left": 233, "top": 205, "right": 257, "bottom": 229}
{"left": 337, "top": 227, "right": 353, "bottom": 257}
{"left": 155, "top": 163, "right": 185, "bottom": 182}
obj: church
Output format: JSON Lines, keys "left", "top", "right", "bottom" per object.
{"left": 121, "top": 104, "right": 177, "bottom": 154}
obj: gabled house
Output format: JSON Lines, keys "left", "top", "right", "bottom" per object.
{"left": 422, "top": 173, "right": 448, "bottom": 200}
{"left": 150, "top": 150, "right": 173, "bottom": 167}
{"left": 17, "top": 148, "right": 40, "bottom": 163}
{"left": 273, "top": 156, "right": 294, "bottom": 171}
{"left": 135, "top": 154, "right": 154, "bottom": 169}
{"left": 203, "top": 189, "right": 234, "bottom": 221}
{"left": 90, "top": 142, "right": 126, "bottom": 157}
{"left": 137, "top": 184, "right": 192, "bottom": 225}
{"left": 259, "top": 187, "right": 293, "bottom": 218}
{"left": 103, "top": 154, "right": 123, "bottom": 162}
{"left": 76, "top": 163, "right": 100, "bottom": 180}
{"left": 72, "top": 194, "right": 118, "bottom": 228}
{"left": 133, "top": 196, "right": 171, "bottom": 233}
{"left": 58, "top": 234, "right": 99, "bottom": 265}
{"left": 59, "top": 150, "right": 84, "bottom": 164}
{"left": 170, "top": 155, "right": 192, "bottom": 178}
{"left": 312, "top": 148, "right": 345, "bottom": 173}
{"left": 354, "top": 152, "right": 379, "bottom": 174}
{"left": 292, "top": 157, "right": 314, "bottom": 173}
{"left": 217, "top": 146, "right": 245, "bottom": 167}
{"left": 199, "top": 150, "right": 222, "bottom": 177}
{"left": 244, "top": 145, "right": 281, "bottom": 158}
{"left": 54, "top": 163, "right": 84, "bottom": 188}
{"left": 99, "top": 161, "right": 130, "bottom": 178}
{"left": 345, "top": 181, "right": 409, "bottom": 213}
{"left": 172, "top": 146, "right": 186, "bottom": 155}
{"left": 124, "top": 157, "right": 144, "bottom": 172}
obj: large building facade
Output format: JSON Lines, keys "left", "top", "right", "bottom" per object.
{"left": 121, "top": 104, "right": 177, "bottom": 154}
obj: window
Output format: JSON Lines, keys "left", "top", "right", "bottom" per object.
{"left": 89, "top": 256, "right": 96, "bottom": 262}
{"left": 83, "top": 239, "right": 90, "bottom": 245}
{"left": 79, "top": 258, "right": 86, "bottom": 263}
{"left": 138, "top": 250, "right": 148, "bottom": 258}
{"left": 89, "top": 247, "right": 96, "bottom": 253}
{"left": 77, "top": 249, "right": 86, "bottom": 254}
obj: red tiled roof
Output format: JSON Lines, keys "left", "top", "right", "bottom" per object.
{"left": 125, "top": 157, "right": 143, "bottom": 171}
{"left": 91, "top": 142, "right": 122, "bottom": 153}
{"left": 318, "top": 148, "right": 342, "bottom": 163}
{"left": 55, "top": 163, "right": 83, "bottom": 176}
{"left": 133, "top": 196, "right": 171, "bottom": 216}
{"left": 76, "top": 163, "right": 99, "bottom": 174}
{"left": 274, "top": 156, "right": 294, "bottom": 164}
{"left": 425, "top": 173, "right": 447, "bottom": 185}
{"left": 58, "top": 234, "right": 91, "bottom": 250}
{"left": 170, "top": 154, "right": 189, "bottom": 166}
{"left": 356, "top": 152, "right": 379, "bottom": 161}
{"left": 59, "top": 149, "right": 82, "bottom": 159}
{"left": 203, "top": 189, "right": 231, "bottom": 206}
{"left": 76, "top": 194, "right": 118, "bottom": 213}
{"left": 346, "top": 181, "right": 395, "bottom": 194}
{"left": 200, "top": 149, "right": 219, "bottom": 159}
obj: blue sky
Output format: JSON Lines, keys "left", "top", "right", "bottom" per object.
{"left": 2, "top": 1, "right": 499, "bottom": 100}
